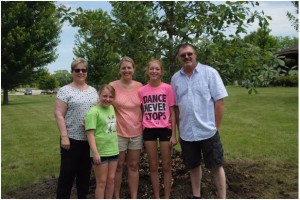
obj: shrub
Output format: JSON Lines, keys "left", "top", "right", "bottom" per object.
{"left": 271, "top": 74, "right": 298, "bottom": 87}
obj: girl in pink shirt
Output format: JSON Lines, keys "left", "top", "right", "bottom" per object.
{"left": 138, "top": 59, "right": 177, "bottom": 199}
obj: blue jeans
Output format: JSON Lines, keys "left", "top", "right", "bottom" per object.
{"left": 56, "top": 138, "right": 91, "bottom": 199}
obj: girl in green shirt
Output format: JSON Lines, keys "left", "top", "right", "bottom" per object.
{"left": 85, "top": 84, "right": 119, "bottom": 199}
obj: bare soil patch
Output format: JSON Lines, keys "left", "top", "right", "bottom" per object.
{"left": 2, "top": 151, "right": 298, "bottom": 199}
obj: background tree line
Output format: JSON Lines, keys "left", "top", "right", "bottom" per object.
{"left": 2, "top": 1, "right": 298, "bottom": 104}
{"left": 70, "top": 1, "right": 298, "bottom": 94}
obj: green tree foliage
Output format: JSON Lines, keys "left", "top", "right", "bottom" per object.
{"left": 71, "top": 3, "right": 155, "bottom": 87}
{"left": 72, "top": 8, "right": 120, "bottom": 87}
{"left": 53, "top": 70, "right": 72, "bottom": 87}
{"left": 110, "top": 2, "right": 156, "bottom": 83}
{"left": 243, "top": 25, "right": 279, "bottom": 51}
{"left": 277, "top": 36, "right": 298, "bottom": 50}
{"left": 197, "top": 28, "right": 298, "bottom": 93}
{"left": 287, "top": 1, "right": 298, "bottom": 31}
{"left": 38, "top": 72, "right": 59, "bottom": 91}
{"left": 144, "top": 1, "right": 271, "bottom": 78}
{"left": 69, "top": 1, "right": 270, "bottom": 85}
{"left": 1, "top": 2, "right": 62, "bottom": 104}
{"left": 114, "top": 1, "right": 272, "bottom": 80}
{"left": 275, "top": 36, "right": 298, "bottom": 81}
{"left": 196, "top": 37, "right": 280, "bottom": 94}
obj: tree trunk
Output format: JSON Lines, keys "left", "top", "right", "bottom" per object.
{"left": 169, "top": 58, "right": 176, "bottom": 80}
{"left": 2, "top": 88, "right": 9, "bottom": 105}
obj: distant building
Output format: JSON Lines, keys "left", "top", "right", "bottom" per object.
{"left": 276, "top": 45, "right": 298, "bottom": 64}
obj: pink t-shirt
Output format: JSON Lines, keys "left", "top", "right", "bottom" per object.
{"left": 110, "top": 80, "right": 143, "bottom": 138}
{"left": 138, "top": 82, "right": 175, "bottom": 129}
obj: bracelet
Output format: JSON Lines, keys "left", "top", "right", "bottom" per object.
{"left": 61, "top": 135, "right": 68, "bottom": 137}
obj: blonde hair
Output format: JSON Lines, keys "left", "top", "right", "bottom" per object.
{"left": 71, "top": 58, "right": 88, "bottom": 71}
{"left": 98, "top": 84, "right": 115, "bottom": 98}
{"left": 145, "top": 59, "right": 164, "bottom": 80}
{"left": 118, "top": 56, "right": 135, "bottom": 69}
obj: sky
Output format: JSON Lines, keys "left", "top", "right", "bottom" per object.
{"left": 46, "top": 1, "right": 299, "bottom": 73}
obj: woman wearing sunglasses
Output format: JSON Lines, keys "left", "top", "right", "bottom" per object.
{"left": 55, "top": 58, "right": 98, "bottom": 198}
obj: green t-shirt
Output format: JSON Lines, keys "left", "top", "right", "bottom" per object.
{"left": 85, "top": 105, "right": 119, "bottom": 157}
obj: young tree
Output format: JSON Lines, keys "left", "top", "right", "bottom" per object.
{"left": 53, "top": 70, "right": 72, "bottom": 87}
{"left": 110, "top": 1, "right": 271, "bottom": 80}
{"left": 71, "top": 3, "right": 155, "bottom": 86}
{"left": 72, "top": 8, "right": 120, "bottom": 87}
{"left": 109, "top": 2, "right": 157, "bottom": 82}
{"left": 38, "top": 73, "right": 59, "bottom": 91}
{"left": 70, "top": 1, "right": 270, "bottom": 85}
{"left": 1, "top": 2, "right": 61, "bottom": 104}
{"left": 243, "top": 25, "right": 279, "bottom": 51}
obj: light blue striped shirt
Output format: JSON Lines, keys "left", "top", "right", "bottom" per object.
{"left": 171, "top": 63, "right": 228, "bottom": 141}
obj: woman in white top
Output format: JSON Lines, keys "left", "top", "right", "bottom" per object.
{"left": 55, "top": 58, "right": 98, "bottom": 198}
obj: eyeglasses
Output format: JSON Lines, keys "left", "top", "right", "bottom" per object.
{"left": 73, "top": 68, "right": 87, "bottom": 73}
{"left": 180, "top": 52, "right": 193, "bottom": 58}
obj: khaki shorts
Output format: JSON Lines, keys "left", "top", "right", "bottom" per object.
{"left": 118, "top": 135, "right": 143, "bottom": 152}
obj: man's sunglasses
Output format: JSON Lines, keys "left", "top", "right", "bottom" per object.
{"left": 180, "top": 52, "right": 193, "bottom": 58}
{"left": 73, "top": 68, "right": 87, "bottom": 73}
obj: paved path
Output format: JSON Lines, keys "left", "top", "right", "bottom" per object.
{"left": 8, "top": 90, "right": 43, "bottom": 95}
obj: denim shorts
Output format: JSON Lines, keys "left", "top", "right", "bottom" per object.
{"left": 90, "top": 155, "right": 119, "bottom": 165}
{"left": 143, "top": 128, "right": 172, "bottom": 141}
{"left": 180, "top": 131, "right": 224, "bottom": 170}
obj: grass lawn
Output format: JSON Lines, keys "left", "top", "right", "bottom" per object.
{"left": 1, "top": 94, "right": 59, "bottom": 194}
{"left": 222, "top": 87, "right": 298, "bottom": 164}
{"left": 1, "top": 87, "right": 298, "bottom": 196}
{"left": 221, "top": 86, "right": 298, "bottom": 198}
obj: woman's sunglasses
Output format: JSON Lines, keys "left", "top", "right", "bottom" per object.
{"left": 73, "top": 68, "right": 87, "bottom": 73}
